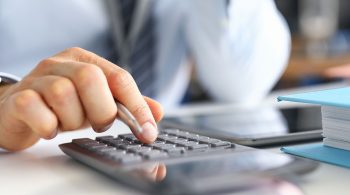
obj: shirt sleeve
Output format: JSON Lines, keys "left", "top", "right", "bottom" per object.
{"left": 184, "top": 0, "right": 291, "bottom": 103}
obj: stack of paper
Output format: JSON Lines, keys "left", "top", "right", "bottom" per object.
{"left": 277, "top": 87, "right": 350, "bottom": 168}
{"left": 277, "top": 87, "right": 350, "bottom": 151}
{"left": 322, "top": 106, "right": 350, "bottom": 150}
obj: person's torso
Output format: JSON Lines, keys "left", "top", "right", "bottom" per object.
{"left": 0, "top": 0, "right": 190, "bottom": 107}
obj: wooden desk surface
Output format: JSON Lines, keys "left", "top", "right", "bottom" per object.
{"left": 281, "top": 36, "right": 350, "bottom": 81}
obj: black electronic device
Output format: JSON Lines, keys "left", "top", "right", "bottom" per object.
{"left": 60, "top": 128, "right": 318, "bottom": 194}
{"left": 161, "top": 106, "right": 322, "bottom": 146}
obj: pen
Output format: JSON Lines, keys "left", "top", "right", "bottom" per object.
{"left": 115, "top": 100, "right": 143, "bottom": 134}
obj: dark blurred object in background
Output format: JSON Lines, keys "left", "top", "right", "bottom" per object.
{"left": 185, "top": 0, "right": 350, "bottom": 103}
{"left": 275, "top": 0, "right": 350, "bottom": 90}
{"left": 276, "top": 0, "right": 350, "bottom": 32}
{"left": 275, "top": 0, "right": 299, "bottom": 34}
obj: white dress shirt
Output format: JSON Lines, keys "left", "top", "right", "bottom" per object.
{"left": 0, "top": 0, "right": 290, "bottom": 109}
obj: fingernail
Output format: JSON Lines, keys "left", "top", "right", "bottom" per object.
{"left": 141, "top": 122, "right": 158, "bottom": 142}
{"left": 93, "top": 122, "right": 114, "bottom": 133}
{"left": 47, "top": 129, "right": 58, "bottom": 140}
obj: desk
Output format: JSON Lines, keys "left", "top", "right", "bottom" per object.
{"left": 2, "top": 92, "right": 350, "bottom": 195}
{"left": 0, "top": 123, "right": 138, "bottom": 195}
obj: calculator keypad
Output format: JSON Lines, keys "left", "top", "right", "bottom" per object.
{"left": 72, "top": 129, "right": 235, "bottom": 164}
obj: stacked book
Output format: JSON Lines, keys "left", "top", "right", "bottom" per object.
{"left": 322, "top": 106, "right": 350, "bottom": 150}
{"left": 277, "top": 87, "right": 350, "bottom": 151}
{"left": 277, "top": 87, "right": 350, "bottom": 169}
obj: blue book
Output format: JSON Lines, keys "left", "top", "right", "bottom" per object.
{"left": 278, "top": 87, "right": 350, "bottom": 168}
{"left": 281, "top": 143, "right": 350, "bottom": 169}
{"left": 277, "top": 87, "right": 350, "bottom": 108}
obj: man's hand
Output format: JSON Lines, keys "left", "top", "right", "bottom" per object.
{"left": 323, "top": 64, "right": 350, "bottom": 79}
{"left": 0, "top": 47, "right": 163, "bottom": 151}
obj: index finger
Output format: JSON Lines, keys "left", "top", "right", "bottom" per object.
{"left": 56, "top": 47, "right": 159, "bottom": 143}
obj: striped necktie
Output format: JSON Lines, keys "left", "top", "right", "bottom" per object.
{"left": 117, "top": 0, "right": 156, "bottom": 97}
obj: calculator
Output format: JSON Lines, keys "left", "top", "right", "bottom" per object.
{"left": 59, "top": 128, "right": 318, "bottom": 194}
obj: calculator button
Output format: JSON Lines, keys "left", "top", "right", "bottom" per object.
{"left": 133, "top": 140, "right": 143, "bottom": 144}
{"left": 117, "top": 154, "right": 143, "bottom": 164}
{"left": 106, "top": 139, "right": 130, "bottom": 148}
{"left": 88, "top": 144, "right": 108, "bottom": 151}
{"left": 142, "top": 150, "right": 168, "bottom": 160}
{"left": 156, "top": 134, "right": 170, "bottom": 141}
{"left": 119, "top": 144, "right": 142, "bottom": 150}
{"left": 149, "top": 142, "right": 166, "bottom": 148}
{"left": 175, "top": 131, "right": 190, "bottom": 138}
{"left": 153, "top": 143, "right": 177, "bottom": 150}
{"left": 188, "top": 144, "right": 209, "bottom": 150}
{"left": 169, "top": 140, "right": 187, "bottom": 146}
{"left": 211, "top": 141, "right": 232, "bottom": 147}
{"left": 163, "top": 147, "right": 186, "bottom": 156}
{"left": 129, "top": 146, "right": 152, "bottom": 154}
{"left": 96, "top": 136, "right": 114, "bottom": 142}
{"left": 186, "top": 134, "right": 200, "bottom": 141}
{"left": 118, "top": 134, "right": 138, "bottom": 142}
{"left": 75, "top": 141, "right": 103, "bottom": 148}
{"left": 95, "top": 147, "right": 116, "bottom": 155}
{"left": 206, "top": 139, "right": 221, "bottom": 144}
{"left": 105, "top": 150, "right": 127, "bottom": 159}
{"left": 72, "top": 138, "right": 97, "bottom": 146}
{"left": 144, "top": 140, "right": 165, "bottom": 146}
{"left": 162, "top": 129, "right": 180, "bottom": 135}
{"left": 196, "top": 136, "right": 211, "bottom": 143}
{"left": 166, "top": 138, "right": 187, "bottom": 144}
{"left": 177, "top": 141, "right": 199, "bottom": 148}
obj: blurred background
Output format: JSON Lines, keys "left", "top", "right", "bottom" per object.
{"left": 275, "top": 0, "right": 350, "bottom": 87}
{"left": 186, "top": 0, "right": 350, "bottom": 103}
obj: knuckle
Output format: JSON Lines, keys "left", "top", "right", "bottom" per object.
{"left": 66, "top": 47, "right": 99, "bottom": 64}
{"left": 13, "top": 90, "right": 40, "bottom": 111}
{"left": 38, "top": 121, "right": 56, "bottom": 138}
{"left": 36, "top": 58, "right": 57, "bottom": 71}
{"left": 113, "top": 69, "right": 135, "bottom": 91}
{"left": 65, "top": 47, "right": 86, "bottom": 54}
{"left": 79, "top": 52, "right": 99, "bottom": 65}
{"left": 131, "top": 104, "right": 149, "bottom": 119}
{"left": 48, "top": 78, "right": 75, "bottom": 104}
{"left": 76, "top": 64, "right": 104, "bottom": 86}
